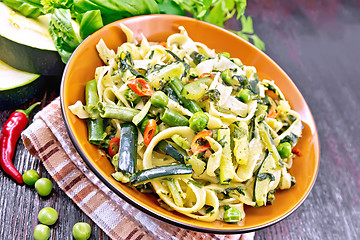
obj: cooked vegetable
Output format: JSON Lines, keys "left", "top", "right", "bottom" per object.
{"left": 169, "top": 78, "right": 202, "bottom": 113}
{"left": 151, "top": 91, "right": 169, "bottom": 108}
{"left": 87, "top": 117, "right": 106, "bottom": 145}
{"left": 117, "top": 123, "right": 138, "bottom": 175}
{"left": 171, "top": 134, "right": 191, "bottom": 150}
{"left": 157, "top": 140, "right": 187, "bottom": 164}
{"left": 166, "top": 178, "right": 183, "bottom": 207}
{"left": 127, "top": 78, "right": 154, "bottom": 96}
{"left": 98, "top": 102, "right": 139, "bottom": 121}
{"left": 223, "top": 207, "right": 241, "bottom": 223}
{"left": 191, "top": 130, "right": 212, "bottom": 155}
{"left": 0, "top": 102, "right": 39, "bottom": 184}
{"left": 143, "top": 119, "right": 157, "bottom": 146}
{"left": 238, "top": 89, "right": 251, "bottom": 103}
{"left": 277, "top": 142, "right": 292, "bottom": 158}
{"left": 218, "top": 128, "right": 234, "bottom": 185}
{"left": 108, "top": 137, "right": 120, "bottom": 157}
{"left": 85, "top": 79, "right": 99, "bottom": 118}
{"left": 189, "top": 112, "right": 209, "bottom": 132}
{"left": 181, "top": 76, "right": 212, "bottom": 100}
{"left": 130, "top": 164, "right": 192, "bottom": 185}
{"left": 160, "top": 108, "right": 189, "bottom": 127}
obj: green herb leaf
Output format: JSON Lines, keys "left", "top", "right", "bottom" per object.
{"left": 79, "top": 10, "right": 103, "bottom": 39}
{"left": 3, "top": 0, "right": 44, "bottom": 18}
{"left": 258, "top": 173, "right": 275, "bottom": 182}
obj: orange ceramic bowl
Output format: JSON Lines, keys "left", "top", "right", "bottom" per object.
{"left": 61, "top": 15, "right": 320, "bottom": 234}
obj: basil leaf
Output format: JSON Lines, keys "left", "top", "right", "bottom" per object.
{"left": 157, "top": 0, "right": 184, "bottom": 15}
{"left": 49, "top": 8, "right": 81, "bottom": 63}
{"left": 3, "top": 0, "right": 43, "bottom": 18}
{"left": 74, "top": 0, "right": 159, "bottom": 25}
{"left": 79, "top": 10, "right": 103, "bottom": 39}
{"left": 258, "top": 173, "right": 275, "bottom": 182}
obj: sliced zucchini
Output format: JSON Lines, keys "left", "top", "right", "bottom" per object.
{"left": 118, "top": 123, "right": 138, "bottom": 175}
{"left": 132, "top": 100, "right": 151, "bottom": 126}
{"left": 0, "top": 3, "right": 64, "bottom": 75}
{"left": 157, "top": 140, "right": 187, "bottom": 164}
{"left": 0, "top": 60, "right": 45, "bottom": 109}
{"left": 217, "top": 128, "right": 234, "bottom": 185}
{"left": 130, "top": 164, "right": 192, "bottom": 185}
{"left": 253, "top": 153, "right": 277, "bottom": 207}
{"left": 181, "top": 76, "right": 212, "bottom": 100}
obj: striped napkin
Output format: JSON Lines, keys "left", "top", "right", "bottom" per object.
{"left": 21, "top": 97, "right": 255, "bottom": 240}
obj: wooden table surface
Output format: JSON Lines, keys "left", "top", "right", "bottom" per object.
{"left": 1, "top": 1, "right": 359, "bottom": 239}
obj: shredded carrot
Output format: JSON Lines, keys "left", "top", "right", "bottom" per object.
{"left": 292, "top": 146, "right": 302, "bottom": 157}
{"left": 267, "top": 105, "right": 282, "bottom": 119}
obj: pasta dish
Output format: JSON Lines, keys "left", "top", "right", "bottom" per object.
{"left": 69, "top": 24, "right": 302, "bottom": 223}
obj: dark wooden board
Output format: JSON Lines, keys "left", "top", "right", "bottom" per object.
{"left": 0, "top": 0, "right": 359, "bottom": 239}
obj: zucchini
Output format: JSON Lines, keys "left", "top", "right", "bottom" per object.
{"left": 0, "top": 3, "right": 64, "bottom": 75}
{"left": 118, "top": 123, "right": 138, "bottom": 175}
{"left": 253, "top": 153, "right": 277, "bottom": 207}
{"left": 181, "top": 76, "right": 212, "bottom": 101}
{"left": 132, "top": 100, "right": 151, "bottom": 126}
{"left": 157, "top": 140, "right": 187, "bottom": 164}
{"left": 166, "top": 178, "right": 183, "bottom": 207}
{"left": 0, "top": 60, "right": 45, "bottom": 109}
{"left": 233, "top": 121, "right": 249, "bottom": 164}
{"left": 258, "top": 122, "right": 282, "bottom": 168}
{"left": 130, "top": 164, "right": 192, "bottom": 185}
{"left": 217, "top": 128, "right": 234, "bottom": 185}
{"left": 171, "top": 134, "right": 191, "bottom": 150}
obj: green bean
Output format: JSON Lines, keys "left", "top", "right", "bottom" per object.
{"left": 98, "top": 102, "right": 140, "bottom": 121}
{"left": 224, "top": 207, "right": 241, "bottom": 223}
{"left": 85, "top": 79, "right": 99, "bottom": 118}
{"left": 124, "top": 88, "right": 141, "bottom": 105}
{"left": 277, "top": 142, "right": 292, "bottom": 158}
{"left": 87, "top": 117, "right": 106, "bottom": 145}
{"left": 169, "top": 78, "right": 202, "bottom": 113}
{"left": 151, "top": 91, "right": 169, "bottom": 108}
{"left": 160, "top": 108, "right": 189, "bottom": 127}
{"left": 189, "top": 112, "right": 209, "bottom": 132}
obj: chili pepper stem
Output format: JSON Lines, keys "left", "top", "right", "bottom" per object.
{"left": 17, "top": 102, "right": 40, "bottom": 118}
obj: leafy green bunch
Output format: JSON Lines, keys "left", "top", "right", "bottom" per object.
{"left": 2, "top": 0, "right": 264, "bottom": 64}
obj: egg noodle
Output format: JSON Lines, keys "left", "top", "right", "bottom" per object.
{"left": 69, "top": 24, "right": 302, "bottom": 223}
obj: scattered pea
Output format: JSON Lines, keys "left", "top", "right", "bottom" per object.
{"left": 221, "top": 69, "right": 234, "bottom": 85}
{"left": 22, "top": 170, "right": 40, "bottom": 186}
{"left": 33, "top": 224, "right": 51, "bottom": 240}
{"left": 35, "top": 178, "right": 53, "bottom": 197}
{"left": 72, "top": 222, "right": 91, "bottom": 240}
{"left": 238, "top": 89, "right": 251, "bottom": 103}
{"left": 277, "top": 142, "right": 292, "bottom": 158}
{"left": 189, "top": 112, "right": 209, "bottom": 132}
{"left": 38, "top": 207, "right": 58, "bottom": 225}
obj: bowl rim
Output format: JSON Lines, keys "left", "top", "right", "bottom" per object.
{"left": 60, "top": 14, "right": 320, "bottom": 234}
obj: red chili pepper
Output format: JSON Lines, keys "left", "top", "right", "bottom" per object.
{"left": 144, "top": 119, "right": 157, "bottom": 146}
{"left": 267, "top": 105, "right": 282, "bottom": 119}
{"left": 108, "top": 137, "right": 120, "bottom": 157}
{"left": 191, "top": 130, "right": 212, "bottom": 155}
{"left": 157, "top": 41, "right": 167, "bottom": 48}
{"left": 0, "top": 102, "right": 40, "bottom": 184}
{"left": 199, "top": 73, "right": 215, "bottom": 79}
{"left": 292, "top": 146, "right": 302, "bottom": 157}
{"left": 127, "top": 78, "right": 154, "bottom": 96}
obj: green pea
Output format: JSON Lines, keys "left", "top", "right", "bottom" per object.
{"left": 73, "top": 222, "right": 91, "bottom": 240}
{"left": 38, "top": 207, "right": 58, "bottom": 225}
{"left": 35, "top": 178, "right": 53, "bottom": 197}
{"left": 219, "top": 52, "right": 231, "bottom": 59}
{"left": 22, "top": 170, "right": 40, "bottom": 186}
{"left": 277, "top": 142, "right": 292, "bottom": 158}
{"left": 33, "top": 224, "right": 51, "bottom": 240}
{"left": 221, "top": 69, "right": 234, "bottom": 85}
{"left": 238, "top": 89, "right": 251, "bottom": 103}
{"left": 224, "top": 207, "right": 241, "bottom": 223}
{"left": 151, "top": 91, "right": 169, "bottom": 108}
{"left": 189, "top": 112, "right": 209, "bottom": 132}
